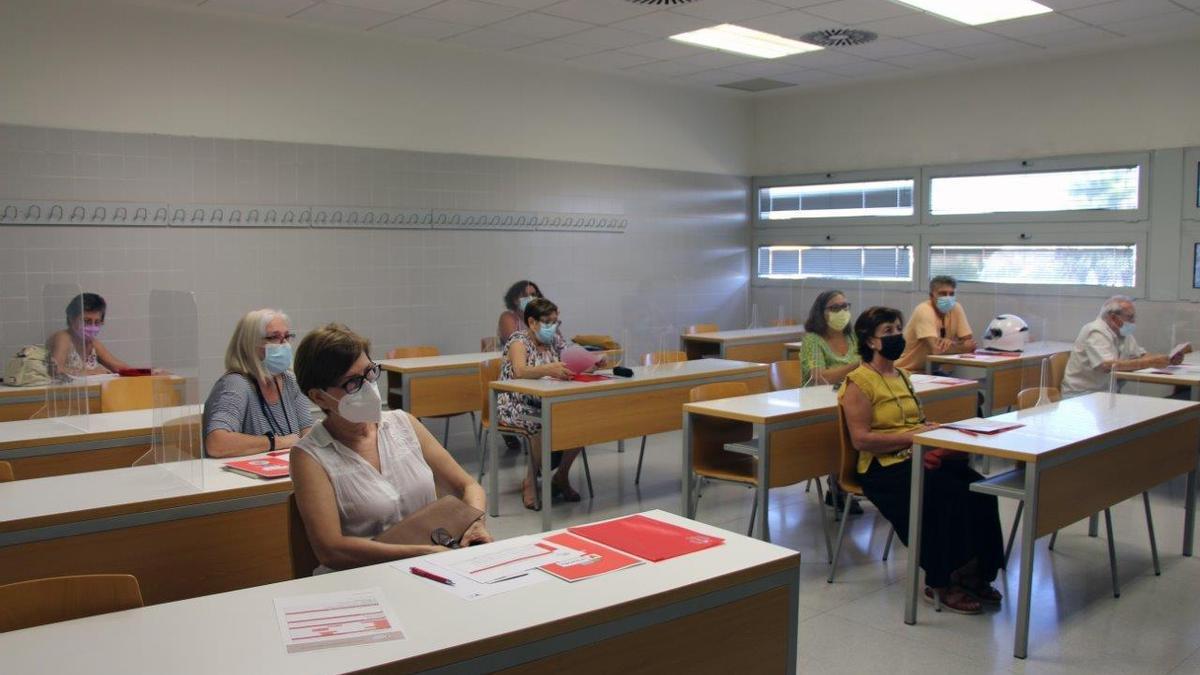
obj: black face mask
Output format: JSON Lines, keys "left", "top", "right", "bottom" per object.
{"left": 876, "top": 334, "right": 906, "bottom": 361}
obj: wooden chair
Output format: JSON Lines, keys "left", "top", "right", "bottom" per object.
{"left": 634, "top": 350, "right": 691, "bottom": 484}
{"left": 684, "top": 324, "right": 719, "bottom": 335}
{"left": 685, "top": 382, "right": 760, "bottom": 535}
{"left": 288, "top": 494, "right": 321, "bottom": 578}
{"left": 475, "top": 358, "right": 593, "bottom": 509}
{"left": 0, "top": 574, "right": 143, "bottom": 632}
{"left": 0, "top": 460, "right": 13, "bottom": 482}
{"left": 769, "top": 360, "right": 803, "bottom": 391}
{"left": 386, "top": 346, "right": 475, "bottom": 448}
{"left": 770, "top": 318, "right": 798, "bottom": 327}
{"left": 1048, "top": 351, "right": 1070, "bottom": 390}
{"left": 828, "top": 405, "right": 897, "bottom": 583}
{"left": 99, "top": 376, "right": 180, "bottom": 413}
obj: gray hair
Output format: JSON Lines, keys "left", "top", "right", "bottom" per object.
{"left": 1099, "top": 295, "right": 1134, "bottom": 318}
{"left": 223, "top": 308, "right": 289, "bottom": 382}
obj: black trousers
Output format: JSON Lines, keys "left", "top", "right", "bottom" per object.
{"left": 859, "top": 459, "right": 1004, "bottom": 588}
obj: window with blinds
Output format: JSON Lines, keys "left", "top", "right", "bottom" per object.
{"left": 929, "top": 245, "right": 1136, "bottom": 287}
{"left": 758, "top": 179, "right": 914, "bottom": 220}
{"left": 929, "top": 167, "right": 1140, "bottom": 216}
{"left": 757, "top": 245, "right": 913, "bottom": 281}
{"left": 1194, "top": 244, "right": 1200, "bottom": 289}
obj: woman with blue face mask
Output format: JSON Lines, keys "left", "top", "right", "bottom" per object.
{"left": 497, "top": 297, "right": 585, "bottom": 510}
{"left": 202, "top": 308, "right": 313, "bottom": 458}
{"left": 497, "top": 279, "right": 544, "bottom": 347}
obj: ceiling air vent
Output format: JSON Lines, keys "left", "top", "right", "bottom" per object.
{"left": 624, "top": 0, "right": 700, "bottom": 5}
{"left": 799, "top": 29, "right": 878, "bottom": 47}
{"left": 717, "top": 78, "right": 796, "bottom": 93}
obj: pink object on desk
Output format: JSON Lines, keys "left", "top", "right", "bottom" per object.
{"left": 562, "top": 346, "right": 602, "bottom": 374}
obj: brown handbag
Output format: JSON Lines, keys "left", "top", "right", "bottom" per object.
{"left": 374, "top": 495, "right": 483, "bottom": 547}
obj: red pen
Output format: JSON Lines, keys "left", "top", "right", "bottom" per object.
{"left": 410, "top": 566, "right": 455, "bottom": 586}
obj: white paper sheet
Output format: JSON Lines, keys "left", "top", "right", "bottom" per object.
{"left": 274, "top": 587, "right": 404, "bottom": 653}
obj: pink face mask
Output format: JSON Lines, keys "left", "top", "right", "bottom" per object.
{"left": 81, "top": 324, "right": 103, "bottom": 340}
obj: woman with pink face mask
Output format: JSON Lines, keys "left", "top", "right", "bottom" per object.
{"left": 46, "top": 292, "right": 130, "bottom": 378}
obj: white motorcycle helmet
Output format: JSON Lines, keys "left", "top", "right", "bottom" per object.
{"left": 983, "top": 314, "right": 1029, "bottom": 352}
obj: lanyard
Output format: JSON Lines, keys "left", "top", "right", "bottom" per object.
{"left": 866, "top": 365, "right": 926, "bottom": 426}
{"left": 248, "top": 375, "right": 294, "bottom": 436}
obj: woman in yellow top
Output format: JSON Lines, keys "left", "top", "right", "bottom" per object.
{"left": 839, "top": 306, "right": 1004, "bottom": 615}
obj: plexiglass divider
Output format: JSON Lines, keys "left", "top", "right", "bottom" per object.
{"left": 40, "top": 283, "right": 93, "bottom": 429}
{"left": 133, "top": 290, "right": 204, "bottom": 491}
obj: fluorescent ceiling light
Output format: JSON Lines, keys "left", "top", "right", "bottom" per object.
{"left": 893, "top": 0, "right": 1052, "bottom": 25}
{"left": 669, "top": 24, "right": 823, "bottom": 59}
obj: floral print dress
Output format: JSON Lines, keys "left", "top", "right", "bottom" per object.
{"left": 497, "top": 330, "right": 567, "bottom": 433}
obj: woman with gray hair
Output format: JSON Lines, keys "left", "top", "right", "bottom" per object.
{"left": 202, "top": 308, "right": 313, "bottom": 457}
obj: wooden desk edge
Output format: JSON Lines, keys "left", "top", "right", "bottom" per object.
{"left": 491, "top": 365, "right": 770, "bottom": 398}
{"left": 0, "top": 426, "right": 152, "bottom": 453}
{"left": 682, "top": 382, "right": 978, "bottom": 425}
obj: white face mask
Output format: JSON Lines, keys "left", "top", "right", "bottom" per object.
{"left": 328, "top": 380, "right": 382, "bottom": 424}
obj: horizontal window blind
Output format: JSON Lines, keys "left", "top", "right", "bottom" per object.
{"left": 929, "top": 245, "right": 1136, "bottom": 287}
{"left": 757, "top": 245, "right": 913, "bottom": 281}
{"left": 930, "top": 167, "right": 1139, "bottom": 216}
{"left": 759, "top": 179, "right": 913, "bottom": 220}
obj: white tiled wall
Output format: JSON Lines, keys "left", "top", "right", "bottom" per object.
{"left": 0, "top": 124, "right": 751, "bottom": 396}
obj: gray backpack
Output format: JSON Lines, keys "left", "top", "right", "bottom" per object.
{"left": 4, "top": 345, "right": 52, "bottom": 386}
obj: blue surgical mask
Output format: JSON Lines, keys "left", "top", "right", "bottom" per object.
{"left": 264, "top": 343, "right": 293, "bottom": 375}
{"left": 1118, "top": 321, "right": 1136, "bottom": 338}
{"left": 518, "top": 296, "right": 533, "bottom": 312}
{"left": 536, "top": 322, "right": 558, "bottom": 345}
{"left": 935, "top": 296, "right": 956, "bottom": 314}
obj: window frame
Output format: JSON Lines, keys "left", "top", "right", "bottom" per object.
{"left": 752, "top": 231, "right": 920, "bottom": 292}
{"left": 922, "top": 152, "right": 1151, "bottom": 225}
{"left": 922, "top": 231, "right": 1146, "bottom": 299}
{"left": 753, "top": 168, "right": 921, "bottom": 228}
{"left": 1184, "top": 147, "right": 1200, "bottom": 223}
{"left": 1176, "top": 225, "right": 1200, "bottom": 302}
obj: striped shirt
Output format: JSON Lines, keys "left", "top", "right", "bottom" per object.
{"left": 202, "top": 372, "right": 313, "bottom": 452}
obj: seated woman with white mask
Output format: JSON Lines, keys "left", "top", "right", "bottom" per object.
{"left": 290, "top": 323, "right": 492, "bottom": 573}
{"left": 202, "top": 308, "right": 313, "bottom": 458}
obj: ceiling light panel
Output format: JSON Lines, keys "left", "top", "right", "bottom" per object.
{"left": 669, "top": 24, "right": 823, "bottom": 58}
{"left": 893, "top": 0, "right": 1053, "bottom": 25}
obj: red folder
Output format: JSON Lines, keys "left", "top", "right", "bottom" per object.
{"left": 570, "top": 373, "right": 612, "bottom": 382}
{"left": 568, "top": 515, "right": 724, "bottom": 562}
{"left": 223, "top": 455, "right": 290, "bottom": 479}
{"left": 539, "top": 533, "right": 643, "bottom": 582}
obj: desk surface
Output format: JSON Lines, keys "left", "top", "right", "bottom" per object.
{"left": 379, "top": 352, "right": 500, "bottom": 374}
{"left": 683, "top": 376, "right": 978, "bottom": 425}
{"left": 0, "top": 405, "right": 199, "bottom": 451}
{"left": 913, "top": 392, "right": 1200, "bottom": 463}
{"left": 0, "top": 510, "right": 798, "bottom": 675}
{"left": 0, "top": 378, "right": 112, "bottom": 399}
{"left": 491, "top": 359, "right": 768, "bottom": 398}
{"left": 680, "top": 326, "right": 805, "bottom": 344}
{"left": 926, "top": 341, "right": 1074, "bottom": 368}
{"left": 1115, "top": 353, "right": 1200, "bottom": 385}
{"left": 0, "top": 453, "right": 286, "bottom": 533}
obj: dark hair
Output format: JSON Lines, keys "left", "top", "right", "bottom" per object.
{"left": 66, "top": 293, "right": 106, "bottom": 323}
{"left": 503, "top": 280, "right": 543, "bottom": 311}
{"left": 523, "top": 297, "right": 558, "bottom": 326}
{"left": 854, "top": 306, "right": 904, "bottom": 361}
{"left": 804, "top": 289, "right": 849, "bottom": 336}
{"left": 294, "top": 323, "right": 372, "bottom": 396}
{"left": 929, "top": 275, "right": 957, "bottom": 292}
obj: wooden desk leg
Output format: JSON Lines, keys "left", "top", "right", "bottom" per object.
{"left": 1014, "top": 462, "right": 1041, "bottom": 659}
{"left": 681, "top": 411, "right": 694, "bottom": 518}
{"left": 1185, "top": 386, "right": 1199, "bottom": 556}
{"left": 488, "top": 388, "right": 500, "bottom": 518}
{"left": 754, "top": 422, "right": 770, "bottom": 542}
{"left": 541, "top": 402, "right": 553, "bottom": 532}
{"left": 904, "top": 444, "right": 927, "bottom": 626}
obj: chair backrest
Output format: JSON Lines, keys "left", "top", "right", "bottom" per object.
{"left": 835, "top": 404, "right": 866, "bottom": 496}
{"left": 1048, "top": 352, "right": 1069, "bottom": 390}
{"left": 642, "top": 350, "right": 688, "bottom": 366}
{"left": 288, "top": 494, "right": 320, "bottom": 579}
{"left": 1016, "top": 387, "right": 1061, "bottom": 410}
{"left": 769, "top": 360, "right": 803, "bottom": 391}
{"left": 479, "top": 358, "right": 502, "bottom": 429}
{"left": 0, "top": 460, "right": 13, "bottom": 482}
{"left": 769, "top": 318, "right": 798, "bottom": 327}
{"left": 480, "top": 337, "right": 499, "bottom": 353}
{"left": 99, "top": 376, "right": 180, "bottom": 413}
{"left": 161, "top": 414, "right": 203, "bottom": 461}
{"left": 388, "top": 346, "right": 439, "bottom": 359}
{"left": 0, "top": 574, "right": 143, "bottom": 632}
{"left": 684, "top": 324, "right": 719, "bottom": 335}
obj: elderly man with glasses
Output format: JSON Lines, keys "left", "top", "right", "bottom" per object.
{"left": 1061, "top": 295, "right": 1184, "bottom": 397}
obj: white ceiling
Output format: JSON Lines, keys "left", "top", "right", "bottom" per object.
{"left": 163, "top": 0, "right": 1200, "bottom": 92}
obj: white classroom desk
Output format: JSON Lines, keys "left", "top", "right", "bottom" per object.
{"left": 1115, "top": 352, "right": 1200, "bottom": 401}
{"left": 380, "top": 352, "right": 500, "bottom": 419}
{"left": 681, "top": 375, "right": 979, "bottom": 543}
{"left": 907, "top": 393, "right": 1200, "bottom": 659}
{"left": 488, "top": 359, "right": 770, "bottom": 531}
{"left": 680, "top": 326, "right": 805, "bottom": 362}
{"left": 0, "top": 452, "right": 293, "bottom": 604}
{"left": 926, "top": 341, "right": 1075, "bottom": 416}
{"left": 0, "top": 404, "right": 196, "bottom": 479}
{"left": 0, "top": 510, "right": 802, "bottom": 675}
{"left": 0, "top": 378, "right": 107, "bottom": 421}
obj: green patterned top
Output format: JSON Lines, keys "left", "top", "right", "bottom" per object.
{"left": 798, "top": 331, "right": 860, "bottom": 384}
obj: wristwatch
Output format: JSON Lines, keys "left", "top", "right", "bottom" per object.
{"left": 266, "top": 431, "right": 276, "bottom": 452}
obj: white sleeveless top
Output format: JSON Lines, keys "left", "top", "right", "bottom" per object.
{"left": 293, "top": 411, "right": 437, "bottom": 541}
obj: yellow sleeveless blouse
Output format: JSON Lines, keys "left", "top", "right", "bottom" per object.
{"left": 838, "top": 365, "right": 925, "bottom": 474}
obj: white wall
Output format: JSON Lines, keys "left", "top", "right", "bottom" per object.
{"left": 0, "top": 0, "right": 752, "bottom": 176}
{"left": 753, "top": 39, "right": 1200, "bottom": 176}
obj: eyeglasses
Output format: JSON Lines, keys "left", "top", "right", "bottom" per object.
{"left": 263, "top": 332, "right": 297, "bottom": 345}
{"left": 82, "top": 318, "right": 104, "bottom": 327}
{"left": 825, "top": 302, "right": 851, "bottom": 312}
{"left": 335, "top": 362, "right": 381, "bottom": 395}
